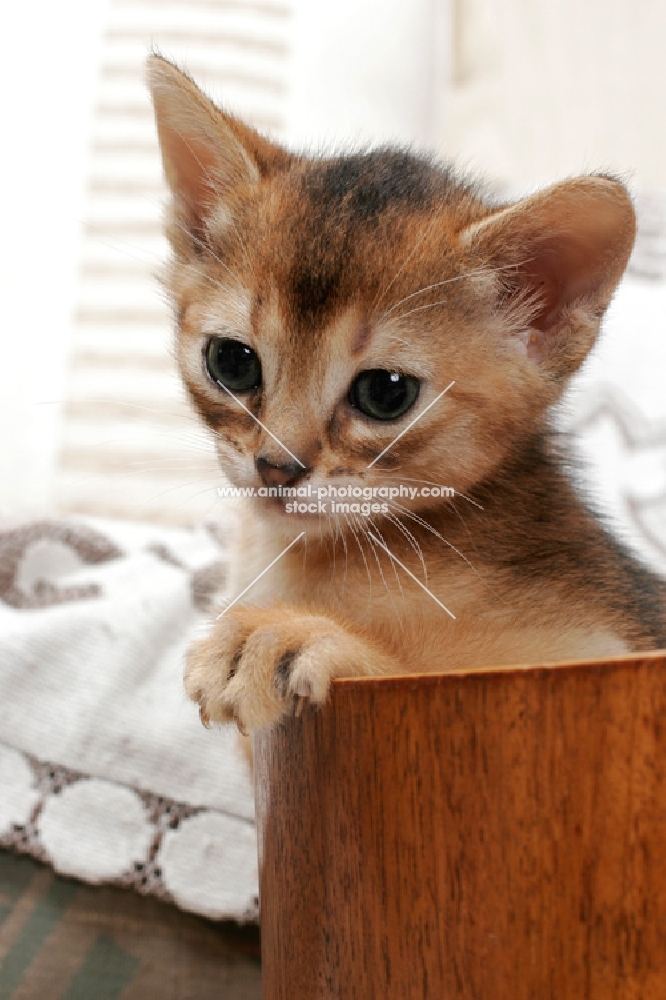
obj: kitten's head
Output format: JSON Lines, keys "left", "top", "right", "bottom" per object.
{"left": 148, "top": 55, "right": 635, "bottom": 535}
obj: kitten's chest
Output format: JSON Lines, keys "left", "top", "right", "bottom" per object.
{"left": 229, "top": 519, "right": 464, "bottom": 649}
{"left": 230, "top": 513, "right": 481, "bottom": 626}
{"left": 227, "top": 516, "right": 630, "bottom": 671}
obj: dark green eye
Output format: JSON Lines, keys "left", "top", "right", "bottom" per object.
{"left": 205, "top": 337, "right": 261, "bottom": 393}
{"left": 349, "top": 369, "right": 420, "bottom": 421}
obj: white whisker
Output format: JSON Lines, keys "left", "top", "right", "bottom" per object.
{"left": 344, "top": 513, "right": 372, "bottom": 599}
{"left": 363, "top": 517, "right": 400, "bottom": 607}
{"left": 372, "top": 211, "right": 440, "bottom": 313}
{"left": 392, "top": 297, "right": 452, "bottom": 323}
{"left": 364, "top": 519, "right": 406, "bottom": 630}
{"left": 385, "top": 511, "right": 427, "bottom": 583}
{"left": 367, "top": 531, "right": 455, "bottom": 619}
{"left": 387, "top": 499, "right": 495, "bottom": 595}
{"left": 367, "top": 381, "right": 454, "bottom": 469}
{"left": 380, "top": 267, "right": 489, "bottom": 322}
{"left": 370, "top": 472, "right": 484, "bottom": 511}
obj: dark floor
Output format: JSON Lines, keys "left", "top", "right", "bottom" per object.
{"left": 0, "top": 850, "right": 261, "bottom": 999}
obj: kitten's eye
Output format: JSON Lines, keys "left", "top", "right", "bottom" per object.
{"left": 205, "top": 337, "right": 262, "bottom": 393}
{"left": 349, "top": 369, "right": 420, "bottom": 421}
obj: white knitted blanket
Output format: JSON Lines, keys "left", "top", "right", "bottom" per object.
{"left": 1, "top": 268, "right": 666, "bottom": 925}
{"left": 0, "top": 516, "right": 257, "bottom": 922}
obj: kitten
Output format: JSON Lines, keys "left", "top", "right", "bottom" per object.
{"left": 147, "top": 55, "right": 666, "bottom": 734}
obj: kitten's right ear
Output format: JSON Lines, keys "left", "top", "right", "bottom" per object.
{"left": 459, "top": 176, "right": 635, "bottom": 378}
{"left": 146, "top": 55, "right": 280, "bottom": 226}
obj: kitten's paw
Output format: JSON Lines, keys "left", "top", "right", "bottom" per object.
{"left": 184, "top": 605, "right": 382, "bottom": 732}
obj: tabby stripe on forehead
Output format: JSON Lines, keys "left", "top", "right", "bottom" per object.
{"left": 55, "top": 0, "right": 292, "bottom": 525}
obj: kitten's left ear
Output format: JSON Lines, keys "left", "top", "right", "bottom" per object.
{"left": 147, "top": 55, "right": 287, "bottom": 228}
{"left": 460, "top": 176, "right": 636, "bottom": 375}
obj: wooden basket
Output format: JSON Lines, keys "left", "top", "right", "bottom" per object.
{"left": 254, "top": 654, "right": 666, "bottom": 999}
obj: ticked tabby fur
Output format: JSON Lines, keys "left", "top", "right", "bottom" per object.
{"left": 148, "top": 55, "right": 666, "bottom": 733}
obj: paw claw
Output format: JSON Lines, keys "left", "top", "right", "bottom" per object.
{"left": 185, "top": 609, "right": 345, "bottom": 733}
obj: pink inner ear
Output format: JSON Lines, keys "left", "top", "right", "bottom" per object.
{"left": 514, "top": 199, "right": 633, "bottom": 333}
{"left": 468, "top": 177, "right": 636, "bottom": 343}
{"left": 149, "top": 57, "right": 262, "bottom": 229}
{"left": 157, "top": 119, "right": 232, "bottom": 225}
{"left": 517, "top": 250, "right": 562, "bottom": 332}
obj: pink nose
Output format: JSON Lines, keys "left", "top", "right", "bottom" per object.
{"left": 256, "top": 457, "right": 309, "bottom": 489}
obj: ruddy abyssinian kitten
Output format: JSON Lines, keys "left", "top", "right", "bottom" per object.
{"left": 148, "top": 55, "right": 665, "bottom": 734}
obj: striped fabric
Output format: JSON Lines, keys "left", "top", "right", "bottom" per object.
{"left": 0, "top": 851, "right": 261, "bottom": 998}
{"left": 56, "top": 0, "right": 292, "bottom": 526}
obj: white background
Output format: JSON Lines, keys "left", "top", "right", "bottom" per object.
{"left": 0, "top": 0, "right": 109, "bottom": 515}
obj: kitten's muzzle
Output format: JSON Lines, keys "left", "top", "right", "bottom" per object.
{"left": 256, "top": 456, "right": 310, "bottom": 489}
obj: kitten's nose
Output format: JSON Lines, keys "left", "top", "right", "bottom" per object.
{"left": 256, "top": 456, "right": 309, "bottom": 489}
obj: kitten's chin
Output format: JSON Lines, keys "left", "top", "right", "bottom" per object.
{"left": 252, "top": 496, "right": 339, "bottom": 538}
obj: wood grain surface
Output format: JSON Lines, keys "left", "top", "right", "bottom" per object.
{"left": 254, "top": 654, "right": 666, "bottom": 999}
